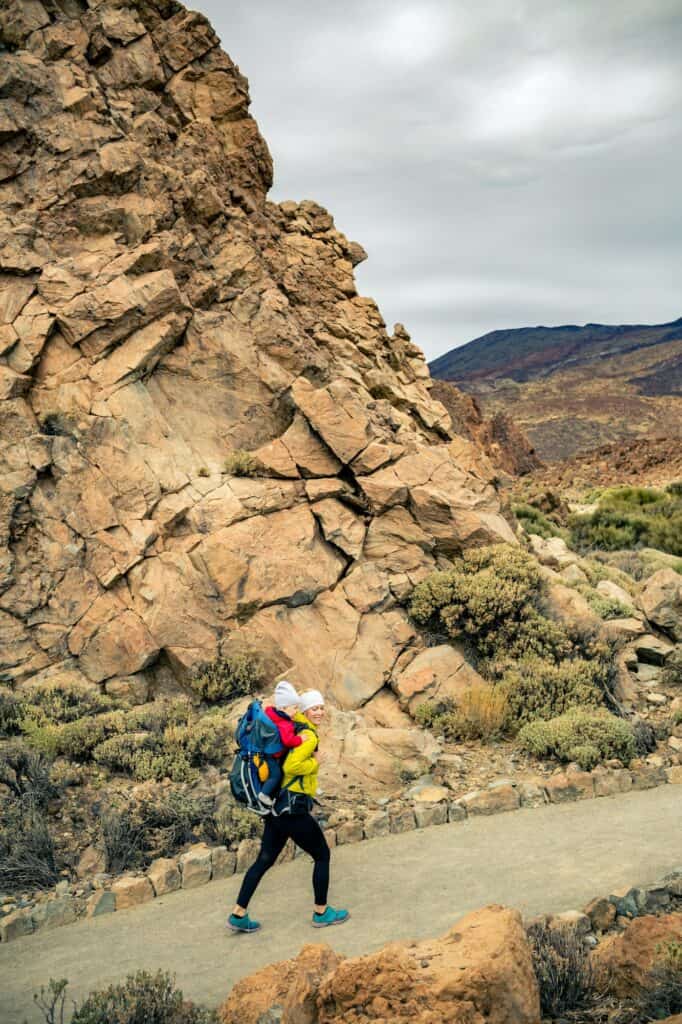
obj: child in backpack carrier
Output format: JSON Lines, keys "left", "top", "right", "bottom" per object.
{"left": 257, "top": 680, "right": 303, "bottom": 809}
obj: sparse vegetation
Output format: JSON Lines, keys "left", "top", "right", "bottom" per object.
{"left": 38, "top": 972, "right": 219, "bottom": 1024}
{"left": 415, "top": 685, "right": 508, "bottom": 742}
{"left": 0, "top": 744, "right": 60, "bottom": 892}
{"left": 223, "top": 449, "right": 263, "bottom": 477}
{"left": 570, "top": 484, "right": 682, "bottom": 557}
{"left": 528, "top": 921, "right": 598, "bottom": 1018}
{"left": 513, "top": 503, "right": 569, "bottom": 541}
{"left": 189, "top": 652, "right": 263, "bottom": 704}
{"left": 517, "top": 708, "right": 636, "bottom": 769}
{"left": 101, "top": 789, "right": 211, "bottom": 874}
{"left": 499, "top": 656, "right": 605, "bottom": 730}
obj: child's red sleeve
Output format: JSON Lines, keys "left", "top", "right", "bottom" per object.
{"left": 278, "top": 719, "right": 303, "bottom": 748}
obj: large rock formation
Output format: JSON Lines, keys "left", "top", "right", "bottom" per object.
{"left": 219, "top": 905, "right": 541, "bottom": 1024}
{"left": 0, "top": 0, "right": 515, "bottom": 709}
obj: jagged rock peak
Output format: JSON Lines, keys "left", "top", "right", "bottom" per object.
{"left": 0, "top": 0, "right": 515, "bottom": 707}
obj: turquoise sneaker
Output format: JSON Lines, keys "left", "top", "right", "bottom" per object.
{"left": 312, "top": 906, "right": 350, "bottom": 928}
{"left": 227, "top": 912, "right": 261, "bottom": 934}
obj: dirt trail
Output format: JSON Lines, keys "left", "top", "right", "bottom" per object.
{"left": 1, "top": 786, "right": 681, "bottom": 1023}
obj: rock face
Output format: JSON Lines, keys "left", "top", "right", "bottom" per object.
{"left": 639, "top": 570, "right": 682, "bottom": 642}
{"left": 0, "top": 0, "right": 515, "bottom": 707}
{"left": 219, "top": 905, "right": 541, "bottom": 1024}
{"left": 592, "top": 912, "right": 682, "bottom": 999}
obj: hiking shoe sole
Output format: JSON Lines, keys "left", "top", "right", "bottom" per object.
{"left": 311, "top": 912, "right": 351, "bottom": 929}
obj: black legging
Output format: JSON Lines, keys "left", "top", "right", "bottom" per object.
{"left": 237, "top": 811, "right": 330, "bottom": 908}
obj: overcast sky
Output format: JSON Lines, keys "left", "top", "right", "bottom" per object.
{"left": 198, "top": 1, "right": 682, "bottom": 362}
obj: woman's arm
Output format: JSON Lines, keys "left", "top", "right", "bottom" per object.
{"left": 283, "top": 730, "right": 318, "bottom": 777}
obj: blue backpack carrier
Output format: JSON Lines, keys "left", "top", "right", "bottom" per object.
{"left": 229, "top": 700, "right": 284, "bottom": 815}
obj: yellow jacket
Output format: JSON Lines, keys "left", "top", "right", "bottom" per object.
{"left": 281, "top": 713, "right": 319, "bottom": 797}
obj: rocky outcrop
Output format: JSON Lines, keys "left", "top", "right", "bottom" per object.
{"left": 219, "top": 905, "right": 541, "bottom": 1024}
{"left": 640, "top": 570, "right": 682, "bottom": 642}
{"left": 592, "top": 912, "right": 682, "bottom": 998}
{"left": 430, "top": 380, "right": 542, "bottom": 478}
{"left": 0, "top": 0, "right": 515, "bottom": 707}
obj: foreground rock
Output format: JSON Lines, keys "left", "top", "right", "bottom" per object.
{"left": 1, "top": 0, "right": 515, "bottom": 708}
{"left": 592, "top": 912, "right": 682, "bottom": 998}
{"left": 219, "top": 905, "right": 541, "bottom": 1024}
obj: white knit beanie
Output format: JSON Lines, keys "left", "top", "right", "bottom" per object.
{"left": 274, "top": 680, "right": 300, "bottom": 710}
{"left": 299, "top": 689, "right": 325, "bottom": 713}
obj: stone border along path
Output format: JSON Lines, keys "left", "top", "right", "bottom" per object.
{"left": 2, "top": 760, "right": 681, "bottom": 944}
{"left": 1, "top": 785, "right": 681, "bottom": 1024}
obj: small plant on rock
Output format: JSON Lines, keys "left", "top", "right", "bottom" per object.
{"left": 415, "top": 686, "right": 508, "bottom": 742}
{"left": 223, "top": 449, "right": 263, "bottom": 477}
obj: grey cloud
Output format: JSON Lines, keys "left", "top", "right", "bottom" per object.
{"left": 200, "top": 0, "right": 682, "bottom": 358}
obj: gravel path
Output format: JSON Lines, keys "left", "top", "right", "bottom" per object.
{"left": 1, "top": 785, "right": 681, "bottom": 1023}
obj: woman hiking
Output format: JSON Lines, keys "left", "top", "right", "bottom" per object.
{"left": 228, "top": 689, "right": 350, "bottom": 933}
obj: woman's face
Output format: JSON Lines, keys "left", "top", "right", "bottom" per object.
{"left": 306, "top": 704, "right": 325, "bottom": 725}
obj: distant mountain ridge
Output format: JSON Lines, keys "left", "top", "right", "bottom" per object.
{"left": 428, "top": 318, "right": 682, "bottom": 462}
{"left": 429, "top": 318, "right": 682, "bottom": 386}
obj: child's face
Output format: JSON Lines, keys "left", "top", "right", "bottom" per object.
{"left": 283, "top": 703, "right": 300, "bottom": 717}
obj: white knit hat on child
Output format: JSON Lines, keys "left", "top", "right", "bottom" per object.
{"left": 274, "top": 680, "right": 299, "bottom": 710}
{"left": 299, "top": 689, "right": 325, "bottom": 713}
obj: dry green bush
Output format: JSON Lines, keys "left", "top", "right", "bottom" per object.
{"left": 189, "top": 653, "right": 264, "bottom": 704}
{"left": 500, "top": 657, "right": 605, "bottom": 730}
{"left": 0, "top": 744, "right": 60, "bottom": 892}
{"left": 415, "top": 685, "right": 508, "bottom": 742}
{"left": 517, "top": 708, "right": 636, "bottom": 769}
{"left": 205, "top": 803, "right": 260, "bottom": 846}
{"left": 101, "top": 790, "right": 210, "bottom": 873}
{"left": 528, "top": 921, "right": 598, "bottom": 1018}
{"left": 67, "top": 971, "right": 218, "bottom": 1024}
{"left": 0, "top": 685, "right": 22, "bottom": 735}
{"left": 223, "top": 450, "right": 263, "bottom": 477}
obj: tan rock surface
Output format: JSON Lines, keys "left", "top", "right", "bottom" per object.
{"left": 640, "top": 569, "right": 682, "bottom": 641}
{"left": 219, "top": 906, "right": 540, "bottom": 1024}
{"left": 0, "top": 0, "right": 516, "bottom": 709}
{"left": 593, "top": 912, "right": 682, "bottom": 998}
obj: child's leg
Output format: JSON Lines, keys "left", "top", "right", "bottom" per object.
{"left": 259, "top": 756, "right": 282, "bottom": 800}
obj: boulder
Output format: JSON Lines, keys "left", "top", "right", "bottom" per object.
{"left": 220, "top": 944, "right": 342, "bottom": 1024}
{"left": 110, "top": 875, "right": 154, "bottom": 910}
{"left": 392, "top": 644, "right": 485, "bottom": 714}
{"left": 528, "top": 534, "right": 577, "bottom": 568}
{"left": 179, "top": 844, "right": 212, "bottom": 888}
{"left": 635, "top": 633, "right": 675, "bottom": 666}
{"left": 458, "top": 785, "right": 520, "bottom": 816}
{"left": 316, "top": 905, "right": 540, "bottom": 1024}
{"left": 147, "top": 857, "right": 182, "bottom": 896}
{"left": 639, "top": 570, "right": 682, "bottom": 641}
{"left": 593, "top": 912, "right": 682, "bottom": 998}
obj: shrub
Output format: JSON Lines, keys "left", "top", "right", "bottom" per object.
{"left": 223, "top": 450, "right": 263, "bottom": 477}
{"left": 577, "top": 586, "right": 632, "bottom": 620}
{"left": 93, "top": 733, "right": 195, "bottom": 784}
{"left": 662, "top": 648, "right": 682, "bottom": 687}
{"left": 517, "top": 708, "right": 636, "bottom": 769}
{"left": 569, "top": 485, "right": 682, "bottom": 557}
{"left": 189, "top": 653, "right": 263, "bottom": 704}
{"left": 47, "top": 710, "right": 127, "bottom": 761}
{"left": 164, "top": 714, "right": 232, "bottom": 765}
{"left": 205, "top": 803, "right": 259, "bottom": 846}
{"left": 513, "top": 504, "right": 568, "bottom": 541}
{"left": 414, "top": 686, "right": 508, "bottom": 742}
{"left": 20, "top": 679, "right": 114, "bottom": 725}
{"left": 0, "top": 742, "right": 57, "bottom": 809}
{"left": 408, "top": 544, "right": 565, "bottom": 661}
{"left": 0, "top": 685, "right": 22, "bottom": 735}
{"left": 632, "top": 717, "right": 658, "bottom": 756}
{"left": 0, "top": 804, "right": 59, "bottom": 892}
{"left": 501, "top": 657, "right": 604, "bottom": 730}
{"left": 100, "top": 790, "right": 210, "bottom": 872}
{"left": 527, "top": 921, "right": 598, "bottom": 1018}
{"left": 69, "top": 970, "right": 218, "bottom": 1024}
